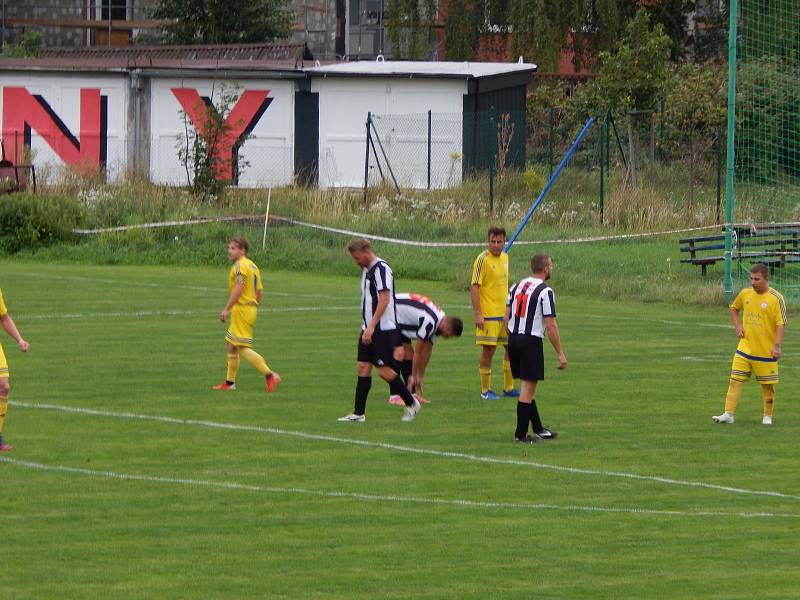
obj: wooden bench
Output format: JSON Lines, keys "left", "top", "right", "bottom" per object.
{"left": 680, "top": 224, "right": 800, "bottom": 276}
{"left": 679, "top": 234, "right": 726, "bottom": 276}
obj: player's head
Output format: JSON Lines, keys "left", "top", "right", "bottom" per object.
{"left": 438, "top": 316, "right": 464, "bottom": 339}
{"left": 531, "top": 253, "right": 553, "bottom": 280}
{"left": 750, "top": 263, "right": 769, "bottom": 292}
{"left": 487, "top": 226, "right": 506, "bottom": 256}
{"left": 227, "top": 236, "right": 249, "bottom": 261}
{"left": 348, "top": 237, "right": 374, "bottom": 268}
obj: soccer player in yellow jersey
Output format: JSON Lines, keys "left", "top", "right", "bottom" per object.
{"left": 0, "top": 288, "right": 30, "bottom": 451}
{"left": 713, "top": 263, "right": 786, "bottom": 426}
{"left": 212, "top": 237, "right": 281, "bottom": 392}
{"left": 470, "top": 226, "right": 518, "bottom": 400}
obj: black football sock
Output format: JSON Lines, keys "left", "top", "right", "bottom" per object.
{"left": 354, "top": 376, "right": 371, "bottom": 415}
{"left": 401, "top": 359, "right": 414, "bottom": 390}
{"left": 516, "top": 401, "right": 531, "bottom": 439}
{"left": 388, "top": 375, "right": 416, "bottom": 407}
{"left": 530, "top": 399, "right": 544, "bottom": 433}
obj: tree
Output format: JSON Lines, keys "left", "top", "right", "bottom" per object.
{"left": 664, "top": 61, "right": 727, "bottom": 205}
{"left": 386, "top": 0, "right": 438, "bottom": 59}
{"left": 584, "top": 8, "right": 672, "bottom": 188}
{"left": 444, "top": 0, "right": 483, "bottom": 60}
{"left": 1, "top": 30, "right": 44, "bottom": 58}
{"left": 149, "top": 0, "right": 292, "bottom": 45}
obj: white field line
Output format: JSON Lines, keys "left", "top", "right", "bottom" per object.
{"left": 12, "top": 401, "right": 800, "bottom": 503}
{"left": 2, "top": 456, "right": 796, "bottom": 520}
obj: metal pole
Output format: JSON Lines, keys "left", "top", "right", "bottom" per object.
{"left": 724, "top": 0, "right": 739, "bottom": 298}
{"left": 364, "top": 112, "right": 371, "bottom": 201}
{"left": 716, "top": 125, "right": 723, "bottom": 224}
{"left": 427, "top": 109, "right": 432, "bottom": 190}
{"left": 599, "top": 117, "right": 606, "bottom": 225}
{"left": 505, "top": 117, "right": 595, "bottom": 252}
{"left": 488, "top": 107, "right": 495, "bottom": 214}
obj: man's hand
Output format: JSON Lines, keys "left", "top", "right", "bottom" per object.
{"left": 219, "top": 309, "right": 229, "bottom": 323}
{"left": 772, "top": 344, "right": 782, "bottom": 360}
{"left": 361, "top": 326, "right": 375, "bottom": 345}
{"left": 18, "top": 338, "right": 29, "bottom": 352}
{"left": 735, "top": 325, "right": 745, "bottom": 338}
{"left": 474, "top": 314, "right": 485, "bottom": 329}
{"left": 557, "top": 351, "right": 567, "bottom": 370}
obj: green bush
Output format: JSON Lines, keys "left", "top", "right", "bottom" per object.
{"left": 0, "top": 193, "right": 82, "bottom": 253}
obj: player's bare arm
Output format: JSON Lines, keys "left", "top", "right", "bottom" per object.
{"left": 773, "top": 324, "right": 784, "bottom": 359}
{"left": 411, "top": 340, "right": 433, "bottom": 402}
{"left": 220, "top": 281, "right": 244, "bottom": 322}
{"left": 1, "top": 313, "right": 29, "bottom": 352}
{"left": 730, "top": 308, "right": 745, "bottom": 338}
{"left": 544, "top": 316, "right": 567, "bottom": 369}
{"left": 362, "top": 289, "right": 390, "bottom": 344}
{"left": 470, "top": 284, "right": 484, "bottom": 328}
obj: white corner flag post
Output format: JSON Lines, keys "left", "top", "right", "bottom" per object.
{"left": 261, "top": 188, "right": 272, "bottom": 251}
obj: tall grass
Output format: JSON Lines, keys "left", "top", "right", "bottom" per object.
{"left": 13, "top": 166, "right": 800, "bottom": 306}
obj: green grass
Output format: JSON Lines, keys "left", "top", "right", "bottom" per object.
{"left": 2, "top": 259, "right": 799, "bottom": 598}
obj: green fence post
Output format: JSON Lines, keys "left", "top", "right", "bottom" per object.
{"left": 724, "top": 0, "right": 739, "bottom": 299}
{"left": 716, "top": 125, "right": 723, "bottom": 224}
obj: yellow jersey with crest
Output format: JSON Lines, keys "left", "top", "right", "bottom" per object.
{"left": 228, "top": 257, "right": 263, "bottom": 306}
{"left": 471, "top": 250, "right": 509, "bottom": 319}
{"left": 0, "top": 289, "right": 8, "bottom": 377}
{"left": 0, "top": 289, "right": 7, "bottom": 317}
{"left": 730, "top": 287, "right": 786, "bottom": 360}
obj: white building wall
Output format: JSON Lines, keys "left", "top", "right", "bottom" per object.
{"left": 0, "top": 72, "right": 128, "bottom": 182}
{"left": 149, "top": 78, "right": 296, "bottom": 187}
{"left": 313, "top": 77, "right": 466, "bottom": 189}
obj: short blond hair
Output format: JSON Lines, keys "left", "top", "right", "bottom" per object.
{"left": 347, "top": 237, "right": 372, "bottom": 253}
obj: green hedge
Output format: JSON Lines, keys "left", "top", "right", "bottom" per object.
{"left": 0, "top": 193, "right": 82, "bottom": 253}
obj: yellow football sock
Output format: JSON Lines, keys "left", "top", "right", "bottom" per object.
{"left": 503, "top": 358, "right": 514, "bottom": 391}
{"left": 240, "top": 347, "right": 272, "bottom": 376}
{"left": 226, "top": 353, "right": 240, "bottom": 382}
{"left": 0, "top": 394, "right": 8, "bottom": 433}
{"left": 724, "top": 379, "right": 743, "bottom": 413}
{"left": 761, "top": 384, "right": 775, "bottom": 417}
{"left": 479, "top": 367, "right": 491, "bottom": 393}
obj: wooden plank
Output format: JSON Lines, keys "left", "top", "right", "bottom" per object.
{"left": 4, "top": 17, "right": 168, "bottom": 30}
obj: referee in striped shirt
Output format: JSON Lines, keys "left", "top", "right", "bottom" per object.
{"left": 338, "top": 238, "right": 421, "bottom": 423}
{"left": 506, "top": 254, "right": 567, "bottom": 443}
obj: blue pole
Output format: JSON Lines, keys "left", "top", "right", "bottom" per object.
{"left": 504, "top": 117, "right": 595, "bottom": 253}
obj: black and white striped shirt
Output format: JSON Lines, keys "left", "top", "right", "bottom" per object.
{"left": 360, "top": 257, "right": 397, "bottom": 331}
{"left": 506, "top": 277, "right": 556, "bottom": 338}
{"left": 396, "top": 293, "right": 445, "bottom": 343}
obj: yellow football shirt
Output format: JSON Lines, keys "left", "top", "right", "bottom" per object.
{"left": 0, "top": 289, "right": 7, "bottom": 316}
{"left": 471, "top": 250, "right": 509, "bottom": 319}
{"left": 730, "top": 287, "right": 787, "bottom": 359}
{"left": 228, "top": 257, "right": 263, "bottom": 307}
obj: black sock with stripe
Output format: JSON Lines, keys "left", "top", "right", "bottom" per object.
{"left": 354, "top": 376, "right": 371, "bottom": 415}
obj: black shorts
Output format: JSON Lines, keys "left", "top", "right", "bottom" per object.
{"left": 357, "top": 329, "right": 400, "bottom": 368}
{"left": 507, "top": 334, "right": 544, "bottom": 381}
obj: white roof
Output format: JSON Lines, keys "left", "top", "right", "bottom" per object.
{"left": 308, "top": 60, "right": 536, "bottom": 79}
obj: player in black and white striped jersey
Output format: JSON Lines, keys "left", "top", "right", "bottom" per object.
{"left": 506, "top": 254, "right": 567, "bottom": 443}
{"left": 338, "top": 238, "right": 421, "bottom": 423}
{"left": 389, "top": 293, "right": 463, "bottom": 405}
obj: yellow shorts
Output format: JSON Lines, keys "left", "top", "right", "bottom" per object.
{"left": 226, "top": 305, "right": 257, "bottom": 348}
{"left": 730, "top": 351, "right": 779, "bottom": 385}
{"left": 475, "top": 319, "right": 508, "bottom": 346}
{"left": 0, "top": 342, "right": 7, "bottom": 378}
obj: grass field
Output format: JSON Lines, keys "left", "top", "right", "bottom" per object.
{"left": 2, "top": 258, "right": 799, "bottom": 599}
